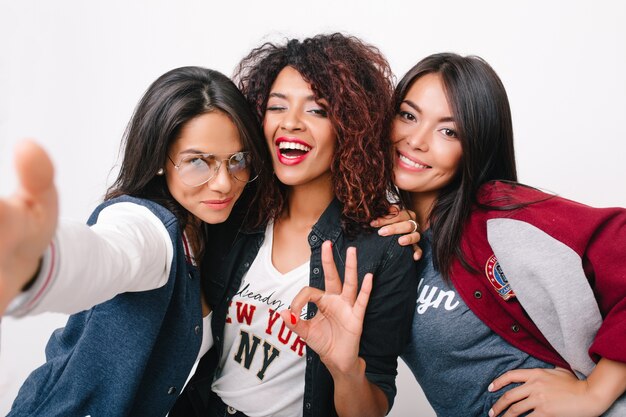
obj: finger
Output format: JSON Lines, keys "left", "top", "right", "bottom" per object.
{"left": 321, "top": 240, "right": 342, "bottom": 294}
{"left": 398, "top": 231, "right": 421, "bottom": 246}
{"left": 378, "top": 221, "right": 420, "bottom": 238}
{"left": 353, "top": 272, "right": 373, "bottom": 320}
{"left": 14, "top": 140, "right": 58, "bottom": 227}
{"left": 279, "top": 309, "right": 311, "bottom": 341}
{"left": 288, "top": 286, "right": 326, "bottom": 318}
{"left": 489, "top": 384, "right": 531, "bottom": 417}
{"left": 15, "top": 140, "right": 55, "bottom": 197}
{"left": 340, "top": 246, "right": 358, "bottom": 303}
{"left": 496, "top": 397, "right": 536, "bottom": 417}
{"left": 489, "top": 369, "right": 533, "bottom": 392}
{"left": 370, "top": 205, "right": 404, "bottom": 227}
{"left": 412, "top": 244, "right": 422, "bottom": 261}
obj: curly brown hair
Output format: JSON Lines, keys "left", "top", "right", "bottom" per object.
{"left": 234, "top": 33, "right": 397, "bottom": 233}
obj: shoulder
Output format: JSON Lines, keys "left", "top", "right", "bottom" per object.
{"left": 477, "top": 181, "right": 626, "bottom": 255}
{"left": 346, "top": 229, "right": 415, "bottom": 272}
{"left": 89, "top": 196, "right": 179, "bottom": 230}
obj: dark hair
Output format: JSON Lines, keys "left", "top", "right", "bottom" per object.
{"left": 106, "top": 66, "right": 270, "bottom": 235}
{"left": 395, "top": 53, "right": 517, "bottom": 278}
{"left": 234, "top": 33, "right": 396, "bottom": 233}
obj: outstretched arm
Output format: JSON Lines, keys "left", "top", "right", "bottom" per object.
{"left": 279, "top": 241, "right": 388, "bottom": 417}
{"left": 0, "top": 140, "right": 57, "bottom": 315}
{"left": 488, "top": 358, "right": 626, "bottom": 417}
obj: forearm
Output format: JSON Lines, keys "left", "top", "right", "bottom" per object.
{"left": 7, "top": 203, "right": 173, "bottom": 316}
{"left": 585, "top": 358, "right": 626, "bottom": 413}
{"left": 331, "top": 357, "right": 388, "bottom": 417}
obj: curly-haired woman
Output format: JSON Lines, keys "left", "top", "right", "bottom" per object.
{"left": 171, "top": 33, "right": 417, "bottom": 417}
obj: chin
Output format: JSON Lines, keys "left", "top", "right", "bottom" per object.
{"left": 201, "top": 212, "right": 231, "bottom": 225}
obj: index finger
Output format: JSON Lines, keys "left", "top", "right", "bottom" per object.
{"left": 488, "top": 369, "right": 533, "bottom": 392}
{"left": 321, "top": 240, "right": 342, "bottom": 294}
{"left": 370, "top": 205, "right": 414, "bottom": 227}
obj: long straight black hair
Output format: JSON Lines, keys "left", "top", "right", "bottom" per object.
{"left": 106, "top": 66, "right": 269, "bottom": 233}
{"left": 395, "top": 53, "right": 517, "bottom": 278}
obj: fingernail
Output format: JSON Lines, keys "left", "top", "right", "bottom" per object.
{"left": 487, "top": 383, "right": 494, "bottom": 392}
{"left": 488, "top": 409, "right": 494, "bottom": 417}
{"left": 398, "top": 236, "right": 407, "bottom": 245}
{"left": 370, "top": 220, "right": 378, "bottom": 227}
{"left": 290, "top": 313, "right": 297, "bottom": 325}
{"left": 378, "top": 227, "right": 388, "bottom": 236}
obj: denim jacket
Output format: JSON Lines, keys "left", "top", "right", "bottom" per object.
{"left": 9, "top": 196, "right": 204, "bottom": 417}
{"left": 171, "top": 198, "right": 418, "bottom": 417}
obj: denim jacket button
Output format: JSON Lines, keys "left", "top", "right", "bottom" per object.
{"left": 244, "top": 262, "right": 250, "bottom": 268}
{"left": 305, "top": 402, "right": 312, "bottom": 410}
{"left": 312, "top": 267, "right": 320, "bottom": 275}
{"left": 310, "top": 235, "right": 318, "bottom": 242}
{"left": 227, "top": 406, "right": 237, "bottom": 415}
{"left": 194, "top": 325, "right": 201, "bottom": 335}
{"left": 167, "top": 386, "right": 177, "bottom": 395}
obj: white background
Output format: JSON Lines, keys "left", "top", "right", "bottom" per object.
{"left": 1, "top": 1, "right": 625, "bottom": 415}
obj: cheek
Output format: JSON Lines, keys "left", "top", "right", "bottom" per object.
{"left": 262, "top": 115, "right": 277, "bottom": 143}
{"left": 434, "top": 141, "right": 462, "bottom": 171}
{"left": 390, "top": 122, "right": 404, "bottom": 144}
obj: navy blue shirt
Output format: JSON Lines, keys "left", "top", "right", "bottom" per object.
{"left": 401, "top": 231, "right": 552, "bottom": 417}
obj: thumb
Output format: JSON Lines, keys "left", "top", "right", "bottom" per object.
{"left": 14, "top": 139, "right": 55, "bottom": 197}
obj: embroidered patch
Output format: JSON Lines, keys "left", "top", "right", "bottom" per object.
{"left": 485, "top": 254, "right": 515, "bottom": 300}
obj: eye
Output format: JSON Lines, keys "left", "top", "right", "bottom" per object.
{"left": 398, "top": 110, "right": 416, "bottom": 122}
{"left": 187, "top": 156, "right": 207, "bottom": 167}
{"left": 308, "top": 107, "right": 328, "bottom": 117}
{"left": 228, "top": 152, "right": 250, "bottom": 172}
{"left": 440, "top": 128, "right": 458, "bottom": 138}
{"left": 266, "top": 105, "right": 286, "bottom": 112}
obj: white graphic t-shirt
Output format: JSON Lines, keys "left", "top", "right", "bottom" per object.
{"left": 212, "top": 223, "right": 309, "bottom": 417}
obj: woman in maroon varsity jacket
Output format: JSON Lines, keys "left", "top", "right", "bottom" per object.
{"left": 356, "top": 53, "right": 626, "bottom": 416}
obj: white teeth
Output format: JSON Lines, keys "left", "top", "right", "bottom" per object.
{"left": 399, "top": 153, "right": 429, "bottom": 169}
{"left": 278, "top": 141, "right": 312, "bottom": 152}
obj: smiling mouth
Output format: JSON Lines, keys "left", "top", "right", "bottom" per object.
{"left": 278, "top": 141, "right": 312, "bottom": 159}
{"left": 398, "top": 152, "right": 431, "bottom": 169}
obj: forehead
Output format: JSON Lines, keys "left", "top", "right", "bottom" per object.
{"left": 170, "top": 111, "right": 242, "bottom": 155}
{"left": 405, "top": 73, "right": 452, "bottom": 116}
{"left": 269, "top": 66, "right": 315, "bottom": 98}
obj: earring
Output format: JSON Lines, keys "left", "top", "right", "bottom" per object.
{"left": 157, "top": 168, "right": 164, "bottom": 175}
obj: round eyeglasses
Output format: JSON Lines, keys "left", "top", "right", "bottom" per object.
{"left": 168, "top": 151, "right": 257, "bottom": 187}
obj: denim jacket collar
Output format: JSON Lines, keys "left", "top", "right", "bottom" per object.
{"left": 309, "top": 198, "right": 343, "bottom": 248}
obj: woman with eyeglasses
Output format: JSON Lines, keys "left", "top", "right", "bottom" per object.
{"left": 171, "top": 33, "right": 417, "bottom": 417}
{"left": 0, "top": 66, "right": 271, "bottom": 417}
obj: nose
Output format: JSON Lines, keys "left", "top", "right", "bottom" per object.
{"left": 280, "top": 107, "right": 305, "bottom": 132}
{"left": 207, "top": 162, "right": 233, "bottom": 194}
{"left": 405, "top": 126, "right": 429, "bottom": 152}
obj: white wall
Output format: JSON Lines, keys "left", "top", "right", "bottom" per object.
{"left": 1, "top": 1, "right": 625, "bottom": 415}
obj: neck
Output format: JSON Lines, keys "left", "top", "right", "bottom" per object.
{"left": 409, "top": 191, "right": 438, "bottom": 231}
{"left": 281, "top": 175, "right": 334, "bottom": 228}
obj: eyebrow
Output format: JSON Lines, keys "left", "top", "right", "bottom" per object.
{"left": 402, "top": 99, "right": 455, "bottom": 123}
{"left": 269, "top": 92, "right": 318, "bottom": 102}
{"left": 178, "top": 149, "right": 243, "bottom": 156}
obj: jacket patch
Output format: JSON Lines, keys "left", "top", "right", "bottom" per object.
{"left": 485, "top": 254, "right": 516, "bottom": 300}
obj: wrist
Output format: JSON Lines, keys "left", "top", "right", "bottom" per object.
{"left": 584, "top": 379, "right": 617, "bottom": 415}
{"left": 22, "top": 258, "right": 43, "bottom": 291}
{"left": 327, "top": 356, "right": 366, "bottom": 382}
